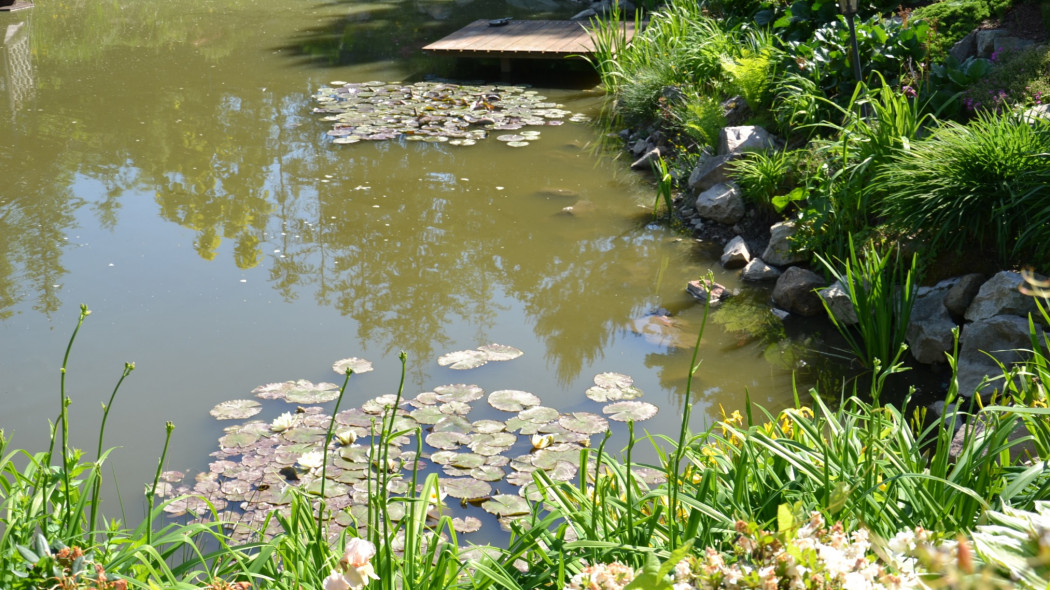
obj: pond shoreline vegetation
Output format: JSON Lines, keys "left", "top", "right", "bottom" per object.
{"left": 4, "top": 0, "right": 1050, "bottom": 587}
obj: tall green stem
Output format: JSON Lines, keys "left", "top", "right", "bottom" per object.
{"left": 90, "top": 361, "right": 134, "bottom": 537}
{"left": 146, "top": 421, "right": 174, "bottom": 546}
{"left": 52, "top": 304, "right": 90, "bottom": 531}
{"left": 318, "top": 368, "right": 353, "bottom": 540}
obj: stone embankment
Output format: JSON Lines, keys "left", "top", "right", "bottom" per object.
{"left": 619, "top": 122, "right": 1047, "bottom": 418}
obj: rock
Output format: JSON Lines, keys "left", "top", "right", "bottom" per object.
{"left": 570, "top": 8, "right": 597, "bottom": 19}
{"left": 994, "top": 35, "right": 1035, "bottom": 55}
{"left": 1023, "top": 104, "right": 1050, "bottom": 124}
{"left": 761, "top": 221, "right": 806, "bottom": 267}
{"left": 944, "top": 273, "right": 985, "bottom": 319}
{"left": 976, "top": 29, "right": 1007, "bottom": 57}
{"left": 772, "top": 267, "right": 827, "bottom": 317}
{"left": 741, "top": 258, "right": 781, "bottom": 282}
{"left": 720, "top": 235, "right": 751, "bottom": 269}
{"left": 687, "top": 152, "right": 734, "bottom": 192}
{"left": 949, "top": 412, "right": 1040, "bottom": 463}
{"left": 630, "top": 147, "right": 662, "bottom": 170}
{"left": 630, "top": 138, "right": 649, "bottom": 156}
{"left": 956, "top": 315, "right": 1043, "bottom": 399}
{"left": 819, "top": 281, "right": 859, "bottom": 326}
{"left": 948, "top": 30, "right": 977, "bottom": 62}
{"left": 717, "top": 125, "right": 778, "bottom": 156}
{"left": 720, "top": 95, "right": 751, "bottom": 126}
{"left": 695, "top": 182, "right": 745, "bottom": 225}
{"left": 661, "top": 85, "right": 686, "bottom": 103}
{"left": 907, "top": 285, "right": 958, "bottom": 364}
{"left": 964, "top": 271, "right": 1038, "bottom": 322}
{"left": 686, "top": 279, "right": 729, "bottom": 306}
{"left": 771, "top": 308, "right": 790, "bottom": 321}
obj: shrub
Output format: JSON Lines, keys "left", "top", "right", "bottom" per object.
{"left": 912, "top": 0, "right": 992, "bottom": 60}
{"left": 963, "top": 44, "right": 1050, "bottom": 114}
{"left": 666, "top": 93, "right": 727, "bottom": 148}
{"left": 874, "top": 112, "right": 1050, "bottom": 264}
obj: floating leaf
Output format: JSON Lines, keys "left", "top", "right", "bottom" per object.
{"left": 437, "top": 349, "right": 488, "bottom": 370}
{"left": 438, "top": 401, "right": 471, "bottom": 416}
{"left": 602, "top": 401, "right": 659, "bottom": 422}
{"left": 449, "top": 453, "right": 486, "bottom": 469}
{"left": 433, "top": 384, "right": 485, "bottom": 403}
{"left": 219, "top": 431, "right": 259, "bottom": 449}
{"left": 441, "top": 477, "right": 492, "bottom": 500}
{"left": 432, "top": 415, "right": 473, "bottom": 434}
{"left": 410, "top": 406, "right": 445, "bottom": 424}
{"left": 282, "top": 427, "right": 327, "bottom": 444}
{"left": 594, "top": 372, "right": 633, "bottom": 389}
{"left": 210, "top": 400, "right": 262, "bottom": 420}
{"left": 518, "top": 406, "right": 558, "bottom": 424}
{"left": 585, "top": 385, "right": 643, "bottom": 402}
{"left": 478, "top": 343, "right": 523, "bottom": 361}
{"left": 472, "top": 419, "right": 506, "bottom": 434}
{"left": 452, "top": 516, "right": 482, "bottom": 533}
{"left": 488, "top": 390, "right": 540, "bottom": 412}
{"left": 558, "top": 412, "right": 609, "bottom": 435}
{"left": 426, "top": 432, "right": 471, "bottom": 450}
{"left": 470, "top": 465, "right": 505, "bottom": 482}
{"left": 429, "top": 451, "right": 458, "bottom": 465}
{"left": 332, "top": 357, "right": 374, "bottom": 375}
{"left": 496, "top": 134, "right": 525, "bottom": 142}
{"left": 362, "top": 394, "right": 400, "bottom": 414}
{"left": 506, "top": 141, "right": 529, "bottom": 147}
{"left": 285, "top": 383, "right": 341, "bottom": 404}
{"left": 481, "top": 494, "right": 529, "bottom": 517}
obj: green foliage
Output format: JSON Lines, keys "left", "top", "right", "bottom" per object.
{"left": 963, "top": 44, "right": 1050, "bottom": 115}
{"left": 771, "top": 72, "right": 830, "bottom": 138}
{"left": 721, "top": 46, "right": 780, "bottom": 113}
{"left": 816, "top": 239, "right": 918, "bottom": 370}
{"left": 874, "top": 112, "right": 1050, "bottom": 264}
{"left": 912, "top": 0, "right": 991, "bottom": 60}
{"left": 650, "top": 157, "right": 675, "bottom": 220}
{"left": 728, "top": 149, "right": 794, "bottom": 212}
{"left": 666, "top": 94, "right": 727, "bottom": 148}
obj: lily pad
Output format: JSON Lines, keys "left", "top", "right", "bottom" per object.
{"left": 602, "top": 401, "right": 659, "bottom": 422}
{"left": 362, "top": 394, "right": 400, "bottom": 414}
{"left": 470, "top": 465, "right": 505, "bottom": 482}
{"left": 594, "top": 372, "right": 634, "bottom": 389}
{"left": 558, "top": 412, "right": 609, "bottom": 435}
{"left": 332, "top": 357, "right": 374, "bottom": 375}
{"left": 488, "top": 390, "right": 541, "bottom": 412}
{"left": 410, "top": 406, "right": 446, "bottom": 424}
{"left": 506, "top": 141, "right": 530, "bottom": 147}
{"left": 472, "top": 419, "right": 506, "bottom": 434}
{"left": 253, "top": 380, "right": 339, "bottom": 402}
{"left": 449, "top": 453, "right": 486, "bottom": 469}
{"left": 437, "top": 349, "right": 488, "bottom": 370}
{"left": 440, "top": 477, "right": 493, "bottom": 500}
{"left": 481, "top": 494, "right": 530, "bottom": 517}
{"left": 518, "top": 406, "right": 558, "bottom": 424}
{"left": 452, "top": 516, "right": 483, "bottom": 533}
{"left": 432, "top": 415, "right": 473, "bottom": 434}
{"left": 219, "top": 430, "right": 260, "bottom": 449}
{"left": 426, "top": 431, "right": 471, "bottom": 450}
{"left": 433, "top": 384, "right": 485, "bottom": 403}
{"left": 210, "top": 399, "right": 262, "bottom": 420}
{"left": 438, "top": 401, "right": 471, "bottom": 416}
{"left": 496, "top": 134, "right": 525, "bottom": 142}
{"left": 585, "top": 385, "right": 643, "bottom": 402}
{"left": 478, "top": 343, "right": 524, "bottom": 362}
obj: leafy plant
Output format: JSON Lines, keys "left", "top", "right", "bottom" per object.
{"left": 727, "top": 149, "right": 794, "bottom": 212}
{"left": 875, "top": 112, "right": 1050, "bottom": 264}
{"left": 721, "top": 46, "right": 780, "bottom": 113}
{"left": 816, "top": 238, "right": 918, "bottom": 370}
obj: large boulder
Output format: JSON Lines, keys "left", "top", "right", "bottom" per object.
{"left": 741, "top": 258, "right": 781, "bottom": 282}
{"left": 819, "top": 281, "right": 859, "bottom": 326}
{"left": 717, "top": 126, "right": 778, "bottom": 156}
{"left": 687, "top": 152, "right": 734, "bottom": 193}
{"left": 761, "top": 221, "right": 806, "bottom": 267}
{"left": 907, "top": 284, "right": 958, "bottom": 364}
{"left": 948, "top": 30, "right": 977, "bottom": 62}
{"left": 955, "top": 315, "right": 1043, "bottom": 399}
{"left": 720, "top": 235, "right": 751, "bottom": 269}
{"left": 964, "top": 271, "right": 1039, "bottom": 322}
{"left": 976, "top": 29, "right": 1007, "bottom": 57}
{"left": 695, "top": 182, "right": 745, "bottom": 225}
{"left": 944, "top": 273, "right": 985, "bottom": 319}
{"left": 772, "top": 267, "right": 826, "bottom": 317}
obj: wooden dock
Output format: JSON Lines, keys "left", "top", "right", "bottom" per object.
{"left": 423, "top": 19, "right": 637, "bottom": 71}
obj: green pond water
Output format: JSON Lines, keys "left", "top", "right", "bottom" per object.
{"left": 0, "top": 0, "right": 827, "bottom": 538}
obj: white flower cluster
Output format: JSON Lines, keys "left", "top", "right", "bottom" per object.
{"left": 564, "top": 561, "right": 636, "bottom": 590}
{"left": 669, "top": 514, "right": 923, "bottom": 590}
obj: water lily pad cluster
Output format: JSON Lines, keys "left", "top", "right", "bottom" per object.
{"left": 165, "top": 350, "right": 663, "bottom": 543}
{"left": 313, "top": 81, "right": 582, "bottom": 147}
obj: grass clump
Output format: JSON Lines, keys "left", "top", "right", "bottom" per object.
{"left": 874, "top": 112, "right": 1050, "bottom": 264}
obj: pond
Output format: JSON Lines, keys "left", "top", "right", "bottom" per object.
{"left": 0, "top": 0, "right": 825, "bottom": 540}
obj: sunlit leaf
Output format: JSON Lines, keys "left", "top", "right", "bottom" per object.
{"left": 477, "top": 344, "right": 524, "bottom": 361}
{"left": 433, "top": 383, "right": 485, "bottom": 403}
{"left": 437, "top": 349, "right": 488, "bottom": 370}
{"left": 602, "top": 401, "right": 659, "bottom": 422}
{"left": 452, "top": 516, "right": 483, "bottom": 533}
{"left": 518, "top": 406, "right": 558, "bottom": 424}
{"left": 559, "top": 412, "right": 609, "bottom": 434}
{"left": 210, "top": 399, "right": 262, "bottom": 420}
{"left": 441, "top": 477, "right": 492, "bottom": 500}
{"left": 332, "top": 357, "right": 374, "bottom": 375}
{"left": 488, "top": 390, "right": 540, "bottom": 412}
{"left": 481, "top": 494, "right": 530, "bottom": 517}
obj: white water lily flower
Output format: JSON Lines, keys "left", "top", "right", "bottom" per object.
{"left": 531, "top": 433, "right": 554, "bottom": 450}
{"left": 324, "top": 571, "right": 352, "bottom": 590}
{"left": 298, "top": 450, "right": 324, "bottom": 471}
{"left": 270, "top": 411, "right": 295, "bottom": 433}
{"left": 427, "top": 485, "right": 447, "bottom": 507}
{"left": 335, "top": 429, "right": 358, "bottom": 446}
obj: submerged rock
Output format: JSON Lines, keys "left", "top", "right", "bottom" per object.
{"left": 772, "top": 267, "right": 826, "bottom": 317}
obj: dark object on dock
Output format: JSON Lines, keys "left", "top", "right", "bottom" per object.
{"left": 0, "top": 0, "right": 33, "bottom": 11}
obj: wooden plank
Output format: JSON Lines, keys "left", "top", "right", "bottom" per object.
{"left": 423, "top": 19, "right": 636, "bottom": 60}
